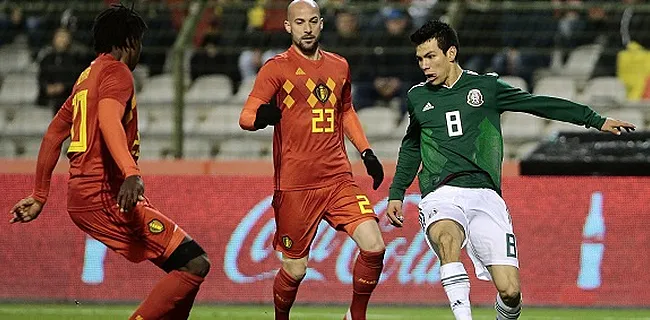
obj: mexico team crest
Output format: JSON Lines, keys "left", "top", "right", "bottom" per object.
{"left": 314, "top": 84, "right": 331, "bottom": 103}
{"left": 467, "top": 89, "right": 484, "bottom": 107}
{"left": 281, "top": 236, "right": 293, "bottom": 249}
{"left": 148, "top": 219, "right": 165, "bottom": 234}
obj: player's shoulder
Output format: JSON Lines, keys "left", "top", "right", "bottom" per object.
{"left": 321, "top": 49, "right": 349, "bottom": 67}
{"left": 407, "top": 81, "right": 429, "bottom": 96}
{"left": 95, "top": 58, "right": 133, "bottom": 81}
{"left": 463, "top": 69, "right": 500, "bottom": 82}
{"left": 263, "top": 50, "right": 292, "bottom": 67}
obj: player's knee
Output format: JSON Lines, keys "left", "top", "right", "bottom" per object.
{"left": 364, "top": 237, "right": 386, "bottom": 253}
{"left": 498, "top": 284, "right": 521, "bottom": 307}
{"left": 282, "top": 257, "right": 308, "bottom": 280}
{"left": 185, "top": 254, "right": 211, "bottom": 278}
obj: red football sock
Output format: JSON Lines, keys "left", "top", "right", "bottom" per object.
{"left": 130, "top": 270, "right": 204, "bottom": 320}
{"left": 349, "top": 249, "right": 385, "bottom": 320}
{"left": 273, "top": 268, "right": 303, "bottom": 320}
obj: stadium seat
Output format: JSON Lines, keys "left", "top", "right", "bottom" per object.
{"left": 579, "top": 77, "right": 627, "bottom": 107}
{"left": 231, "top": 77, "right": 255, "bottom": 104}
{"left": 371, "top": 139, "right": 401, "bottom": 162}
{"left": 14, "top": 137, "right": 43, "bottom": 158}
{"left": 193, "top": 106, "right": 267, "bottom": 137}
{"left": 533, "top": 76, "right": 577, "bottom": 101}
{"left": 499, "top": 75, "right": 528, "bottom": 92}
{"left": 560, "top": 44, "right": 603, "bottom": 80}
{"left": 606, "top": 108, "right": 644, "bottom": 127}
{"left": 137, "top": 74, "right": 189, "bottom": 105}
{"left": 0, "top": 46, "right": 32, "bottom": 74}
{"left": 501, "top": 112, "right": 546, "bottom": 142}
{"left": 3, "top": 107, "right": 52, "bottom": 136}
{"left": 515, "top": 141, "right": 540, "bottom": 159}
{"left": 138, "top": 136, "right": 172, "bottom": 159}
{"left": 357, "top": 107, "right": 399, "bottom": 137}
{"left": 0, "top": 139, "right": 15, "bottom": 158}
{"left": 141, "top": 107, "right": 196, "bottom": 136}
{"left": 186, "top": 75, "right": 232, "bottom": 104}
{"left": 545, "top": 120, "right": 594, "bottom": 135}
{"left": 183, "top": 138, "right": 216, "bottom": 159}
{"left": 0, "top": 73, "right": 39, "bottom": 105}
{"left": 216, "top": 139, "right": 272, "bottom": 160}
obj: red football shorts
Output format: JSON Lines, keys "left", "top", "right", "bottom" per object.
{"left": 68, "top": 200, "right": 187, "bottom": 267}
{"left": 272, "top": 179, "right": 378, "bottom": 259}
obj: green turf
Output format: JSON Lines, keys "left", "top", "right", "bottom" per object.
{"left": 1, "top": 304, "right": 650, "bottom": 320}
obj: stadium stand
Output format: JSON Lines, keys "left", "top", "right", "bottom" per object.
{"left": 1, "top": 1, "right": 649, "bottom": 160}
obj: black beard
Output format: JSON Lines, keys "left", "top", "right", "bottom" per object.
{"left": 295, "top": 38, "right": 319, "bottom": 56}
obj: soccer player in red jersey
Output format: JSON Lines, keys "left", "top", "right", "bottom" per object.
{"left": 239, "top": 1, "right": 386, "bottom": 319}
{"left": 8, "top": 5, "right": 210, "bottom": 319}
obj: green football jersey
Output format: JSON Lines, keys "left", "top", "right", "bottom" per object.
{"left": 388, "top": 70, "right": 606, "bottom": 200}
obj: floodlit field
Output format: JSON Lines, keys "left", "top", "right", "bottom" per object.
{"left": 2, "top": 304, "right": 650, "bottom": 320}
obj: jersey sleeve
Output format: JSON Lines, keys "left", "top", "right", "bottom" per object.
{"left": 240, "top": 59, "right": 283, "bottom": 130}
{"left": 248, "top": 59, "right": 283, "bottom": 103}
{"left": 32, "top": 96, "right": 74, "bottom": 203}
{"left": 389, "top": 96, "right": 422, "bottom": 201}
{"left": 98, "top": 98, "right": 141, "bottom": 178}
{"left": 495, "top": 79, "right": 606, "bottom": 129}
{"left": 97, "top": 63, "right": 133, "bottom": 106}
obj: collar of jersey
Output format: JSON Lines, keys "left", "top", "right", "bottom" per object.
{"left": 288, "top": 45, "right": 325, "bottom": 69}
{"left": 440, "top": 65, "right": 465, "bottom": 89}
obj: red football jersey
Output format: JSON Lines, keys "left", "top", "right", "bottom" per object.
{"left": 61, "top": 54, "right": 140, "bottom": 211}
{"left": 249, "top": 46, "right": 354, "bottom": 190}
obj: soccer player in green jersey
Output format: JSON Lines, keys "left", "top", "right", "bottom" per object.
{"left": 386, "top": 20, "right": 635, "bottom": 320}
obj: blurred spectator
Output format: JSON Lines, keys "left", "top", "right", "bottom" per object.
{"left": 37, "top": 28, "right": 86, "bottom": 115}
{"left": 456, "top": 0, "right": 501, "bottom": 73}
{"left": 138, "top": 0, "right": 177, "bottom": 76}
{"left": 553, "top": 0, "right": 608, "bottom": 61}
{"left": 490, "top": 2, "right": 556, "bottom": 88}
{"left": 321, "top": 8, "right": 371, "bottom": 83}
{"left": 0, "top": 5, "right": 25, "bottom": 45}
{"left": 238, "top": 0, "right": 286, "bottom": 81}
{"left": 191, "top": 32, "right": 242, "bottom": 95}
{"left": 354, "top": 9, "right": 420, "bottom": 123}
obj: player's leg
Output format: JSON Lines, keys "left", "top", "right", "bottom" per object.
{"left": 325, "top": 181, "right": 385, "bottom": 320}
{"left": 127, "top": 202, "right": 210, "bottom": 320}
{"left": 419, "top": 186, "right": 472, "bottom": 320}
{"left": 274, "top": 254, "right": 309, "bottom": 320}
{"left": 488, "top": 265, "right": 521, "bottom": 320}
{"left": 465, "top": 189, "right": 521, "bottom": 320}
{"left": 68, "top": 206, "right": 209, "bottom": 320}
{"left": 272, "top": 188, "right": 329, "bottom": 320}
{"left": 133, "top": 236, "right": 211, "bottom": 320}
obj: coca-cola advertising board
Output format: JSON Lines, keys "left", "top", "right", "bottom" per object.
{"left": 1, "top": 174, "right": 649, "bottom": 307}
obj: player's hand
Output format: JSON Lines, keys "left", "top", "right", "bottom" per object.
{"left": 600, "top": 118, "right": 636, "bottom": 135}
{"left": 9, "top": 196, "right": 43, "bottom": 224}
{"left": 117, "top": 175, "right": 144, "bottom": 213}
{"left": 253, "top": 103, "right": 282, "bottom": 129}
{"left": 361, "top": 149, "right": 384, "bottom": 190}
{"left": 386, "top": 200, "right": 404, "bottom": 227}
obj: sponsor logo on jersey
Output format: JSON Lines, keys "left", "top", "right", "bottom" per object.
{"left": 282, "top": 235, "right": 293, "bottom": 249}
{"left": 148, "top": 219, "right": 165, "bottom": 234}
{"left": 422, "top": 102, "right": 435, "bottom": 112}
{"left": 467, "top": 88, "right": 484, "bottom": 107}
{"left": 314, "top": 84, "right": 331, "bottom": 103}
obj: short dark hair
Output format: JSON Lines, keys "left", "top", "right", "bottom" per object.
{"left": 92, "top": 3, "right": 148, "bottom": 54}
{"left": 410, "top": 20, "right": 459, "bottom": 57}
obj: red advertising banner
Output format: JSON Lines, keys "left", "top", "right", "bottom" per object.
{"left": 1, "top": 174, "right": 649, "bottom": 307}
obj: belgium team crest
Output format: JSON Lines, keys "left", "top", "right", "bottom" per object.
{"left": 314, "top": 83, "right": 331, "bottom": 103}
{"left": 148, "top": 219, "right": 165, "bottom": 234}
{"left": 467, "top": 89, "right": 484, "bottom": 107}
{"left": 281, "top": 235, "right": 293, "bottom": 249}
